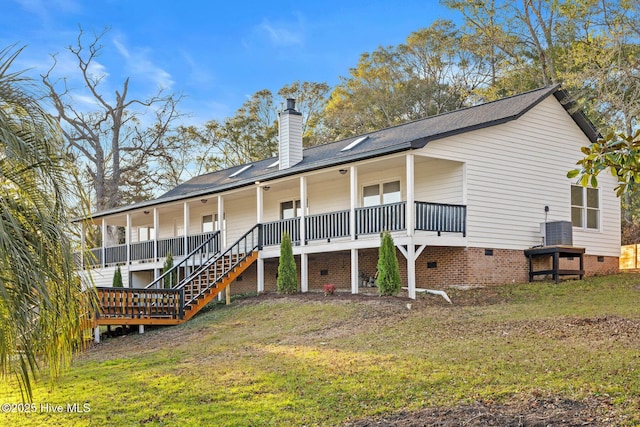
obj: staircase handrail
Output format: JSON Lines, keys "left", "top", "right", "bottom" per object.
{"left": 144, "top": 230, "right": 221, "bottom": 289}
{"left": 177, "top": 224, "right": 262, "bottom": 305}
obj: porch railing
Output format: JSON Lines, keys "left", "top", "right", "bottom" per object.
{"left": 306, "top": 210, "right": 350, "bottom": 242}
{"left": 356, "top": 202, "right": 406, "bottom": 235}
{"left": 263, "top": 217, "right": 300, "bottom": 246}
{"left": 95, "top": 287, "right": 183, "bottom": 321}
{"left": 415, "top": 201, "right": 466, "bottom": 236}
{"left": 84, "top": 201, "right": 466, "bottom": 265}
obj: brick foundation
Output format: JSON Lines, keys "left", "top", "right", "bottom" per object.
{"left": 225, "top": 247, "right": 620, "bottom": 296}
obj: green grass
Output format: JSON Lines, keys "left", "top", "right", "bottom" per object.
{"left": 2, "top": 274, "right": 640, "bottom": 426}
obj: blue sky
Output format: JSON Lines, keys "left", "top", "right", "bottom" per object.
{"left": 2, "top": 0, "right": 459, "bottom": 126}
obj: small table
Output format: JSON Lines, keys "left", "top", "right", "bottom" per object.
{"left": 523, "top": 246, "right": 585, "bottom": 283}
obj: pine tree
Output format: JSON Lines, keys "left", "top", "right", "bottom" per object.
{"left": 112, "top": 266, "right": 124, "bottom": 288}
{"left": 377, "top": 231, "right": 401, "bottom": 296}
{"left": 277, "top": 232, "right": 298, "bottom": 294}
{"left": 163, "top": 252, "right": 177, "bottom": 289}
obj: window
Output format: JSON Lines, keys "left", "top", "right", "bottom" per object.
{"left": 138, "top": 226, "right": 155, "bottom": 241}
{"left": 571, "top": 185, "right": 599, "bottom": 229}
{"left": 280, "top": 200, "right": 301, "bottom": 219}
{"left": 362, "top": 180, "right": 401, "bottom": 207}
{"left": 202, "top": 215, "right": 214, "bottom": 233}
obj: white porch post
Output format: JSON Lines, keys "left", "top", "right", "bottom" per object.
{"left": 218, "top": 195, "right": 225, "bottom": 248}
{"left": 94, "top": 326, "right": 100, "bottom": 344}
{"left": 101, "top": 218, "right": 107, "bottom": 268}
{"left": 349, "top": 166, "right": 357, "bottom": 240}
{"left": 301, "top": 253, "right": 308, "bottom": 293}
{"left": 153, "top": 208, "right": 159, "bottom": 262}
{"left": 300, "top": 176, "right": 308, "bottom": 292}
{"left": 139, "top": 325, "right": 144, "bottom": 334}
{"left": 256, "top": 187, "right": 264, "bottom": 293}
{"left": 126, "top": 213, "right": 131, "bottom": 265}
{"left": 351, "top": 248, "right": 359, "bottom": 294}
{"left": 349, "top": 166, "right": 359, "bottom": 294}
{"left": 407, "top": 243, "right": 416, "bottom": 299}
{"left": 300, "top": 176, "right": 307, "bottom": 245}
{"left": 183, "top": 202, "right": 189, "bottom": 258}
{"left": 406, "top": 154, "right": 415, "bottom": 237}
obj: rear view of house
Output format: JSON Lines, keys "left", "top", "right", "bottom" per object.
{"left": 79, "top": 85, "right": 620, "bottom": 332}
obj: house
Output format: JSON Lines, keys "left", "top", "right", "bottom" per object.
{"left": 80, "top": 85, "right": 620, "bottom": 336}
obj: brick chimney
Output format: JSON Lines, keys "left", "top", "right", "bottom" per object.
{"left": 278, "top": 98, "right": 303, "bottom": 170}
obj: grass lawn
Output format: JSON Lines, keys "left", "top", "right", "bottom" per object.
{"left": 1, "top": 274, "right": 639, "bottom": 426}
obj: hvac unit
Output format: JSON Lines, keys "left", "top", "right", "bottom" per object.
{"left": 540, "top": 221, "right": 573, "bottom": 246}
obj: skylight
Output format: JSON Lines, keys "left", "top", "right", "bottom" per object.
{"left": 229, "top": 164, "right": 252, "bottom": 178}
{"left": 341, "top": 135, "right": 369, "bottom": 152}
{"left": 267, "top": 159, "right": 279, "bottom": 168}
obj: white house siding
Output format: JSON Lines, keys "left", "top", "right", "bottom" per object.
{"left": 224, "top": 197, "right": 258, "bottom": 244}
{"left": 417, "top": 97, "right": 620, "bottom": 256}
{"left": 83, "top": 266, "right": 129, "bottom": 288}
{"left": 413, "top": 157, "right": 464, "bottom": 204}
{"left": 307, "top": 175, "right": 351, "bottom": 215}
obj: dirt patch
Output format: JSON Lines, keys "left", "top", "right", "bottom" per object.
{"left": 345, "top": 396, "right": 625, "bottom": 426}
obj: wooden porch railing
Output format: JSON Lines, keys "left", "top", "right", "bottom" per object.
{"left": 356, "top": 202, "right": 406, "bottom": 235}
{"left": 96, "top": 287, "right": 183, "bottom": 323}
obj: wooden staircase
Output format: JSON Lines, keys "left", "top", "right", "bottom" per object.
{"left": 94, "top": 225, "right": 262, "bottom": 327}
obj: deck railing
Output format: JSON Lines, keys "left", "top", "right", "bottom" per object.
{"left": 263, "top": 217, "right": 300, "bottom": 246}
{"left": 415, "top": 202, "right": 466, "bottom": 236}
{"left": 306, "top": 210, "right": 350, "bottom": 242}
{"left": 83, "top": 201, "right": 466, "bottom": 265}
{"left": 95, "top": 287, "right": 183, "bottom": 321}
{"left": 356, "top": 202, "right": 406, "bottom": 235}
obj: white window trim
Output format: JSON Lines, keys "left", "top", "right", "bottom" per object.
{"left": 360, "top": 178, "right": 402, "bottom": 207}
{"left": 571, "top": 185, "right": 601, "bottom": 231}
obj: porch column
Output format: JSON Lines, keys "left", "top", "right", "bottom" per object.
{"left": 101, "top": 218, "right": 107, "bottom": 268}
{"left": 183, "top": 202, "right": 189, "bottom": 257}
{"left": 406, "top": 154, "right": 415, "bottom": 237}
{"left": 351, "top": 248, "right": 359, "bottom": 294}
{"left": 126, "top": 213, "right": 131, "bottom": 265}
{"left": 350, "top": 166, "right": 358, "bottom": 240}
{"left": 406, "top": 243, "right": 416, "bottom": 299}
{"left": 94, "top": 326, "right": 100, "bottom": 344}
{"left": 256, "top": 186, "right": 264, "bottom": 293}
{"left": 300, "top": 176, "right": 307, "bottom": 246}
{"left": 218, "top": 195, "right": 225, "bottom": 248}
{"left": 301, "top": 253, "right": 308, "bottom": 293}
{"left": 153, "top": 208, "right": 159, "bottom": 262}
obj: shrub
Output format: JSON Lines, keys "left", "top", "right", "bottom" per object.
{"left": 323, "top": 284, "right": 336, "bottom": 296}
{"left": 277, "top": 232, "right": 298, "bottom": 294}
{"left": 112, "top": 265, "right": 123, "bottom": 288}
{"left": 376, "top": 230, "right": 401, "bottom": 296}
{"left": 163, "top": 251, "right": 177, "bottom": 289}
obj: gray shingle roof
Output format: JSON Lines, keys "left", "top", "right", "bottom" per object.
{"left": 87, "top": 85, "right": 597, "bottom": 219}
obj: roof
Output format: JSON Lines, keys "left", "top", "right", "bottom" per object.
{"left": 86, "top": 85, "right": 598, "bottom": 220}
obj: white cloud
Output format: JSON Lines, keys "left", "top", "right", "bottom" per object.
{"left": 258, "top": 19, "right": 304, "bottom": 47}
{"left": 112, "top": 35, "right": 174, "bottom": 91}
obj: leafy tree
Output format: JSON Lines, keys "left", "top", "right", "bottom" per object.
{"left": 277, "top": 232, "right": 298, "bottom": 294}
{"left": 112, "top": 266, "right": 124, "bottom": 288}
{"left": 41, "top": 27, "right": 184, "bottom": 211}
{"left": 377, "top": 231, "right": 402, "bottom": 296}
{"left": 323, "top": 21, "right": 476, "bottom": 140}
{"left": 162, "top": 252, "right": 177, "bottom": 289}
{"left": 0, "top": 45, "right": 96, "bottom": 399}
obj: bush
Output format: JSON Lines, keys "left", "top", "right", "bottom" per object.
{"left": 112, "top": 265, "right": 123, "bottom": 288}
{"left": 277, "top": 232, "right": 298, "bottom": 294}
{"left": 163, "top": 251, "right": 177, "bottom": 289}
{"left": 376, "top": 230, "right": 401, "bottom": 296}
